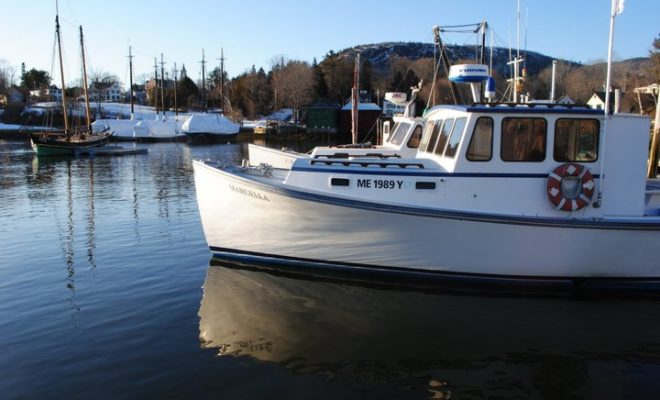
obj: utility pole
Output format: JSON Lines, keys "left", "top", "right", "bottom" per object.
{"left": 351, "top": 53, "right": 360, "bottom": 144}
{"left": 218, "top": 48, "right": 226, "bottom": 112}
{"left": 200, "top": 49, "right": 207, "bottom": 112}
{"left": 127, "top": 46, "right": 134, "bottom": 117}
{"left": 173, "top": 63, "right": 178, "bottom": 118}
{"left": 160, "top": 53, "right": 166, "bottom": 118}
{"left": 153, "top": 57, "right": 159, "bottom": 115}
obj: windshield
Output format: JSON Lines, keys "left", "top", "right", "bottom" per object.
{"left": 388, "top": 122, "right": 411, "bottom": 145}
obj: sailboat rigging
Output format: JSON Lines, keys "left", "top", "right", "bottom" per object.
{"left": 29, "top": 9, "right": 112, "bottom": 156}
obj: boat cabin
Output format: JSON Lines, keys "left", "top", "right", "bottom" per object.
{"left": 285, "top": 104, "right": 655, "bottom": 220}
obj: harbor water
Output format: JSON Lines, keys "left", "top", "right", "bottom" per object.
{"left": 2, "top": 138, "right": 660, "bottom": 399}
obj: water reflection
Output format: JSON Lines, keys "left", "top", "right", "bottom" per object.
{"left": 199, "top": 261, "right": 660, "bottom": 398}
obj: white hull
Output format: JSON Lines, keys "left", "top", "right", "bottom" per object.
{"left": 193, "top": 161, "right": 660, "bottom": 282}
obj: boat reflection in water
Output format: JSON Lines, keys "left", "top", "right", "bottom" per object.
{"left": 199, "top": 260, "right": 660, "bottom": 398}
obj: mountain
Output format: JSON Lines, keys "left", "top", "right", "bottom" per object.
{"left": 334, "top": 42, "right": 573, "bottom": 77}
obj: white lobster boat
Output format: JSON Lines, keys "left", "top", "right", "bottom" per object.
{"left": 194, "top": 102, "right": 660, "bottom": 287}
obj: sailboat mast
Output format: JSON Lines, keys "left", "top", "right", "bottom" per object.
{"left": 128, "top": 46, "right": 134, "bottom": 117}
{"left": 55, "top": 13, "right": 69, "bottom": 134}
{"left": 79, "top": 26, "right": 92, "bottom": 135}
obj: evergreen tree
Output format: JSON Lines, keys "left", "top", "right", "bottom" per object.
{"left": 312, "top": 57, "right": 328, "bottom": 101}
{"left": 176, "top": 76, "right": 199, "bottom": 109}
{"left": 360, "top": 59, "right": 373, "bottom": 94}
{"left": 21, "top": 68, "right": 50, "bottom": 90}
{"left": 649, "top": 35, "right": 660, "bottom": 82}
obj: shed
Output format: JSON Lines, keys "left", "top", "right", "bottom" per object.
{"left": 304, "top": 105, "right": 339, "bottom": 134}
{"left": 338, "top": 102, "right": 382, "bottom": 144}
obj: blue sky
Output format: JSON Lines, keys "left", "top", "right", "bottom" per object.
{"left": 2, "top": 0, "right": 658, "bottom": 87}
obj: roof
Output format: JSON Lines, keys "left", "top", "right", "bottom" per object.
{"left": 341, "top": 102, "right": 382, "bottom": 111}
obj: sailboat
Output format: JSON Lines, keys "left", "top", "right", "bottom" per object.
{"left": 30, "top": 12, "right": 111, "bottom": 156}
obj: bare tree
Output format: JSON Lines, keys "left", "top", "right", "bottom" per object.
{"left": 273, "top": 61, "right": 314, "bottom": 120}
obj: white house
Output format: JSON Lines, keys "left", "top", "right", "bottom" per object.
{"left": 92, "top": 81, "right": 122, "bottom": 102}
{"left": 29, "top": 85, "right": 62, "bottom": 101}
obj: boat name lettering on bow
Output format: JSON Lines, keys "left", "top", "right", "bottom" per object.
{"left": 356, "top": 179, "right": 404, "bottom": 189}
{"left": 229, "top": 184, "right": 270, "bottom": 202}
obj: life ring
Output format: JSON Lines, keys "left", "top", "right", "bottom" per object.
{"left": 546, "top": 163, "right": 595, "bottom": 211}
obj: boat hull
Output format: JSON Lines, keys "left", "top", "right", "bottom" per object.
{"left": 186, "top": 132, "right": 238, "bottom": 143}
{"left": 30, "top": 131, "right": 112, "bottom": 156}
{"left": 193, "top": 161, "right": 660, "bottom": 283}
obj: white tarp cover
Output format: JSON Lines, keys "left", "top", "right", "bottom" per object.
{"left": 182, "top": 113, "right": 239, "bottom": 135}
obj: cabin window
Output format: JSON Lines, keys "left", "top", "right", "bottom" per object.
{"left": 444, "top": 117, "right": 467, "bottom": 158}
{"left": 501, "top": 117, "right": 547, "bottom": 162}
{"left": 406, "top": 125, "right": 423, "bottom": 148}
{"left": 554, "top": 118, "right": 599, "bottom": 162}
{"left": 425, "top": 119, "right": 444, "bottom": 153}
{"left": 388, "top": 122, "right": 411, "bottom": 145}
{"left": 466, "top": 117, "right": 493, "bottom": 161}
{"left": 419, "top": 120, "right": 435, "bottom": 151}
{"left": 434, "top": 118, "right": 455, "bottom": 155}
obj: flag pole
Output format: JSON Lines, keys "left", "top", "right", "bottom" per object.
{"left": 596, "top": 0, "right": 623, "bottom": 207}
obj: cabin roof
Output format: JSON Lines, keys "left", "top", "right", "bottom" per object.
{"left": 425, "top": 103, "right": 605, "bottom": 116}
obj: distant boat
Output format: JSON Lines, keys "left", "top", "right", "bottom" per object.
{"left": 182, "top": 112, "right": 240, "bottom": 142}
{"left": 30, "top": 14, "right": 111, "bottom": 156}
{"left": 91, "top": 46, "right": 140, "bottom": 141}
{"left": 183, "top": 50, "right": 240, "bottom": 143}
{"left": 133, "top": 117, "right": 187, "bottom": 142}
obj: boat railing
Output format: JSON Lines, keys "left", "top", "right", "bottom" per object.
{"left": 469, "top": 102, "right": 593, "bottom": 109}
{"left": 313, "top": 152, "right": 401, "bottom": 160}
{"left": 309, "top": 159, "right": 424, "bottom": 169}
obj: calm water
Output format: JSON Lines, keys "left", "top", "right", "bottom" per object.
{"left": 2, "top": 137, "right": 660, "bottom": 399}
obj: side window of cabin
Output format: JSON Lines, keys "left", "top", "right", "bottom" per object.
{"left": 444, "top": 117, "right": 467, "bottom": 158}
{"left": 554, "top": 118, "right": 599, "bottom": 162}
{"left": 419, "top": 121, "right": 435, "bottom": 151}
{"left": 434, "top": 118, "right": 455, "bottom": 155}
{"left": 425, "top": 119, "right": 444, "bottom": 153}
{"left": 406, "top": 125, "right": 423, "bottom": 148}
{"left": 501, "top": 117, "right": 547, "bottom": 162}
{"left": 388, "top": 122, "right": 410, "bottom": 145}
{"left": 466, "top": 117, "right": 493, "bottom": 161}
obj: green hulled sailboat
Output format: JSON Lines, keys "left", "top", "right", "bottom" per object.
{"left": 30, "top": 10, "right": 111, "bottom": 156}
